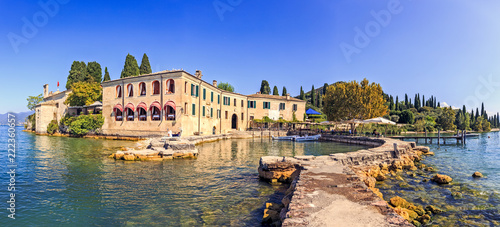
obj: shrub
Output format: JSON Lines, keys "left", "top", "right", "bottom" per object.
{"left": 47, "top": 120, "right": 58, "bottom": 134}
{"left": 68, "top": 114, "right": 104, "bottom": 136}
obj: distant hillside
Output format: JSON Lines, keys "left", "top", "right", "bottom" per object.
{"left": 0, "top": 111, "right": 34, "bottom": 125}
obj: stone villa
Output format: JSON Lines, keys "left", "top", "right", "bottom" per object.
{"left": 35, "top": 69, "right": 306, "bottom": 137}
{"left": 101, "top": 70, "right": 305, "bottom": 137}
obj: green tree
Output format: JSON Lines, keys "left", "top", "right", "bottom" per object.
{"left": 65, "top": 82, "right": 102, "bottom": 107}
{"left": 103, "top": 67, "right": 111, "bottom": 82}
{"left": 323, "top": 83, "right": 328, "bottom": 95}
{"left": 317, "top": 92, "right": 323, "bottom": 108}
{"left": 120, "top": 54, "right": 140, "bottom": 78}
{"left": 482, "top": 117, "right": 491, "bottom": 132}
{"left": 260, "top": 80, "right": 271, "bottom": 94}
{"left": 139, "top": 53, "right": 152, "bottom": 75}
{"left": 472, "top": 116, "right": 483, "bottom": 131}
{"left": 273, "top": 86, "right": 279, "bottom": 95}
{"left": 311, "top": 85, "right": 315, "bottom": 106}
{"left": 87, "top": 61, "right": 102, "bottom": 83}
{"left": 217, "top": 82, "right": 235, "bottom": 92}
{"left": 66, "top": 61, "right": 88, "bottom": 89}
{"left": 27, "top": 94, "right": 43, "bottom": 110}
{"left": 282, "top": 86, "right": 287, "bottom": 96}
{"left": 400, "top": 109, "right": 415, "bottom": 124}
{"left": 323, "top": 78, "right": 386, "bottom": 121}
{"left": 436, "top": 107, "right": 457, "bottom": 131}
{"left": 300, "top": 86, "right": 305, "bottom": 100}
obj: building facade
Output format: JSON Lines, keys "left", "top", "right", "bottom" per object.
{"left": 34, "top": 84, "right": 71, "bottom": 134}
{"left": 101, "top": 70, "right": 306, "bottom": 137}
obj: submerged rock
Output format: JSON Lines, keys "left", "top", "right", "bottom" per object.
{"left": 472, "top": 172, "right": 483, "bottom": 178}
{"left": 425, "top": 205, "right": 443, "bottom": 214}
{"left": 390, "top": 196, "right": 411, "bottom": 208}
{"left": 432, "top": 174, "right": 453, "bottom": 184}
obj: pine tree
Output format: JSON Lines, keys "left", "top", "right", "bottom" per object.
{"left": 103, "top": 67, "right": 111, "bottom": 82}
{"left": 120, "top": 54, "right": 140, "bottom": 78}
{"left": 282, "top": 86, "right": 287, "bottom": 96}
{"left": 87, "top": 61, "right": 102, "bottom": 83}
{"left": 311, "top": 85, "right": 315, "bottom": 105}
{"left": 66, "top": 61, "right": 88, "bottom": 89}
{"left": 273, "top": 86, "right": 279, "bottom": 95}
{"left": 300, "top": 86, "right": 305, "bottom": 100}
{"left": 139, "top": 53, "right": 152, "bottom": 75}
{"left": 260, "top": 80, "right": 271, "bottom": 94}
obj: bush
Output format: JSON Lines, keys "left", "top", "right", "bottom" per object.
{"left": 47, "top": 120, "right": 58, "bottom": 134}
{"left": 68, "top": 114, "right": 104, "bottom": 136}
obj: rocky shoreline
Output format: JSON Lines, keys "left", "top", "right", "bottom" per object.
{"left": 258, "top": 135, "right": 443, "bottom": 226}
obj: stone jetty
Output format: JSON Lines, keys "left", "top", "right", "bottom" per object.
{"left": 259, "top": 135, "right": 428, "bottom": 226}
{"left": 109, "top": 137, "right": 198, "bottom": 161}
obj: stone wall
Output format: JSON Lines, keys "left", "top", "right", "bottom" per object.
{"left": 258, "top": 136, "right": 421, "bottom": 226}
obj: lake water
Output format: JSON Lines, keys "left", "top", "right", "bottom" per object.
{"left": 378, "top": 131, "right": 500, "bottom": 226}
{"left": 0, "top": 126, "right": 367, "bottom": 226}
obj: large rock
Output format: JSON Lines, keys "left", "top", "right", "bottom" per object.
{"left": 472, "top": 171, "right": 483, "bottom": 178}
{"left": 390, "top": 196, "right": 411, "bottom": 209}
{"left": 167, "top": 142, "right": 195, "bottom": 150}
{"left": 431, "top": 174, "right": 453, "bottom": 184}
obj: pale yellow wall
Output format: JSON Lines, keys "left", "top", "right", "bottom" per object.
{"left": 34, "top": 90, "right": 71, "bottom": 133}
{"left": 247, "top": 96, "right": 306, "bottom": 122}
{"left": 101, "top": 70, "right": 304, "bottom": 137}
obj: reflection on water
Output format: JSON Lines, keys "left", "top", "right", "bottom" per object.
{"left": 0, "top": 128, "right": 367, "bottom": 226}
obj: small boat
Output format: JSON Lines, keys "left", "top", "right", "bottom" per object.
{"left": 294, "top": 134, "right": 321, "bottom": 142}
{"left": 272, "top": 135, "right": 298, "bottom": 140}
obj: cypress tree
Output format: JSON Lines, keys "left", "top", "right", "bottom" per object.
{"left": 389, "top": 95, "right": 394, "bottom": 110}
{"left": 476, "top": 108, "right": 480, "bottom": 120}
{"left": 323, "top": 83, "right": 328, "bottom": 95}
{"left": 260, "top": 80, "right": 271, "bottom": 94}
{"left": 497, "top": 112, "right": 500, "bottom": 127}
{"left": 462, "top": 105, "right": 466, "bottom": 116}
{"left": 437, "top": 102, "right": 440, "bottom": 108}
{"left": 300, "top": 86, "right": 305, "bottom": 100}
{"left": 120, "top": 54, "right": 140, "bottom": 78}
{"left": 481, "top": 102, "right": 485, "bottom": 117}
{"left": 318, "top": 92, "right": 322, "bottom": 108}
{"left": 273, "top": 86, "right": 279, "bottom": 95}
{"left": 311, "top": 85, "right": 315, "bottom": 105}
{"left": 395, "top": 96, "right": 399, "bottom": 111}
{"left": 404, "top": 94, "right": 408, "bottom": 108}
{"left": 87, "top": 61, "right": 102, "bottom": 83}
{"left": 139, "top": 53, "right": 152, "bottom": 75}
{"left": 422, "top": 95, "right": 425, "bottom": 107}
{"left": 66, "top": 61, "right": 88, "bottom": 89}
{"left": 103, "top": 67, "right": 111, "bottom": 82}
{"left": 414, "top": 94, "right": 418, "bottom": 108}
{"left": 282, "top": 86, "right": 287, "bottom": 96}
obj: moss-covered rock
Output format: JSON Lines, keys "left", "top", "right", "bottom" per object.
{"left": 425, "top": 205, "right": 443, "bottom": 214}
{"left": 375, "top": 174, "right": 387, "bottom": 181}
{"left": 419, "top": 214, "right": 431, "bottom": 224}
{"left": 390, "top": 196, "right": 411, "bottom": 208}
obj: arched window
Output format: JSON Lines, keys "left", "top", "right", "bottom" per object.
{"left": 150, "top": 101, "right": 161, "bottom": 121}
{"left": 137, "top": 102, "right": 147, "bottom": 121}
{"left": 125, "top": 103, "right": 135, "bottom": 121}
{"left": 139, "top": 82, "right": 146, "bottom": 96}
{"left": 114, "top": 104, "right": 123, "bottom": 121}
{"left": 166, "top": 79, "right": 175, "bottom": 94}
{"left": 116, "top": 85, "right": 122, "bottom": 98}
{"left": 127, "top": 84, "right": 134, "bottom": 97}
{"left": 152, "top": 81, "right": 160, "bottom": 95}
{"left": 165, "top": 101, "right": 176, "bottom": 121}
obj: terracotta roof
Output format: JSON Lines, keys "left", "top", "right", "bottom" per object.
{"left": 246, "top": 93, "right": 305, "bottom": 102}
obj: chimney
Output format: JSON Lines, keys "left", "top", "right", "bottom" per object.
{"left": 257, "top": 91, "right": 261, "bottom": 94}
{"left": 286, "top": 93, "right": 290, "bottom": 100}
{"left": 213, "top": 80, "right": 217, "bottom": 87}
{"left": 195, "top": 70, "right": 202, "bottom": 79}
{"left": 43, "top": 84, "right": 49, "bottom": 98}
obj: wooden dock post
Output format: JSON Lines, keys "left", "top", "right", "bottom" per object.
{"left": 462, "top": 130, "right": 466, "bottom": 144}
{"left": 438, "top": 129, "right": 441, "bottom": 144}
{"left": 425, "top": 129, "right": 428, "bottom": 143}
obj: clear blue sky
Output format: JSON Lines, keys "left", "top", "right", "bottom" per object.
{"left": 2, "top": 0, "right": 500, "bottom": 115}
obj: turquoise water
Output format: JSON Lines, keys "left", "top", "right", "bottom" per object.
{"left": 379, "top": 131, "right": 500, "bottom": 226}
{"left": 0, "top": 126, "right": 367, "bottom": 226}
